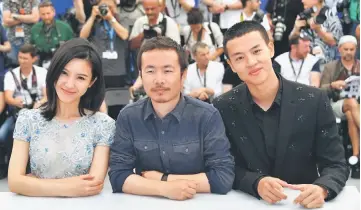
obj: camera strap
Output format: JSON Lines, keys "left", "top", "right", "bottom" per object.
{"left": 42, "top": 21, "right": 62, "bottom": 45}
{"left": 10, "top": 66, "right": 37, "bottom": 92}
{"left": 103, "top": 21, "right": 115, "bottom": 51}
{"left": 288, "top": 54, "right": 304, "bottom": 82}
{"left": 196, "top": 64, "right": 207, "bottom": 87}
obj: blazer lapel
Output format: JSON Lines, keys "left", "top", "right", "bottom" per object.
{"left": 274, "top": 79, "right": 298, "bottom": 176}
{"left": 232, "top": 85, "right": 270, "bottom": 167}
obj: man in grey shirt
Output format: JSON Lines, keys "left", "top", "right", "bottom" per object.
{"left": 109, "top": 36, "right": 235, "bottom": 200}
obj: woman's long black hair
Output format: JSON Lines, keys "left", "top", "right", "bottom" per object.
{"left": 41, "top": 38, "right": 105, "bottom": 121}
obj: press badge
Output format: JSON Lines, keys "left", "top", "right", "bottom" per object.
{"left": 15, "top": 26, "right": 25, "bottom": 38}
{"left": 102, "top": 51, "right": 118, "bottom": 59}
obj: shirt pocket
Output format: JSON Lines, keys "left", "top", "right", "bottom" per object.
{"left": 134, "top": 141, "right": 160, "bottom": 169}
{"left": 171, "top": 141, "right": 202, "bottom": 173}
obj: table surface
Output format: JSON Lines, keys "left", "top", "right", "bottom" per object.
{"left": 1, "top": 186, "right": 359, "bottom": 210}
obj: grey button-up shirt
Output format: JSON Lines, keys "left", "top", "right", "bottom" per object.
{"left": 109, "top": 95, "right": 235, "bottom": 194}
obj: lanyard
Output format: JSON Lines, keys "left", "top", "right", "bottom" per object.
{"left": 103, "top": 21, "right": 115, "bottom": 51}
{"left": 170, "top": 0, "right": 181, "bottom": 18}
{"left": 289, "top": 54, "right": 304, "bottom": 82}
{"left": 240, "top": 13, "right": 244, "bottom": 22}
{"left": 196, "top": 65, "right": 207, "bottom": 87}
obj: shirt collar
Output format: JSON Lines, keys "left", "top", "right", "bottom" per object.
{"left": 247, "top": 73, "right": 283, "bottom": 106}
{"left": 143, "top": 95, "right": 186, "bottom": 122}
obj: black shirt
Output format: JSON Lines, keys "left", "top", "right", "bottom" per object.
{"left": 246, "top": 77, "right": 283, "bottom": 165}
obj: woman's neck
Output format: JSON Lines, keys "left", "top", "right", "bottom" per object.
{"left": 55, "top": 99, "right": 81, "bottom": 120}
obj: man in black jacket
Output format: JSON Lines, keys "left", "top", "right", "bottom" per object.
{"left": 213, "top": 21, "right": 349, "bottom": 209}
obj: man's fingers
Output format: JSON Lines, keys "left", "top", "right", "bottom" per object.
{"left": 185, "top": 187, "right": 197, "bottom": 195}
{"left": 265, "top": 191, "right": 282, "bottom": 203}
{"left": 263, "top": 195, "right": 277, "bottom": 204}
{"left": 294, "top": 188, "right": 313, "bottom": 204}
{"left": 187, "top": 181, "right": 198, "bottom": 190}
{"left": 305, "top": 197, "right": 324, "bottom": 209}
{"left": 301, "top": 191, "right": 319, "bottom": 207}
{"left": 266, "top": 183, "right": 287, "bottom": 200}
{"left": 288, "top": 184, "right": 306, "bottom": 191}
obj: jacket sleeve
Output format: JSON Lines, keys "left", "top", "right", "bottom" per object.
{"left": 312, "top": 90, "right": 349, "bottom": 200}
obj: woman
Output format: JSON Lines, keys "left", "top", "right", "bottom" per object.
{"left": 8, "top": 38, "right": 115, "bottom": 197}
{"left": 181, "top": 8, "right": 224, "bottom": 62}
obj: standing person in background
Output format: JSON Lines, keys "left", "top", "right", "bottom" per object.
{"left": 80, "top": 0, "right": 129, "bottom": 87}
{"left": 74, "top": 0, "right": 100, "bottom": 24}
{"left": 7, "top": 38, "right": 115, "bottom": 197}
{"left": 265, "top": 0, "right": 303, "bottom": 58}
{"left": 2, "top": 0, "right": 39, "bottom": 66}
{"left": 0, "top": 24, "right": 12, "bottom": 76}
{"left": 31, "top": 1, "right": 74, "bottom": 69}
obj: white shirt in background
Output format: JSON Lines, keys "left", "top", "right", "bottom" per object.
{"left": 240, "top": 11, "right": 270, "bottom": 31}
{"left": 4, "top": 65, "right": 47, "bottom": 105}
{"left": 184, "top": 61, "right": 225, "bottom": 98}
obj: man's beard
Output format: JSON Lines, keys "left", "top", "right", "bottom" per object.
{"left": 343, "top": 54, "right": 354, "bottom": 61}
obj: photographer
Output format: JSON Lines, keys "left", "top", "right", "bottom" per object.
{"left": 289, "top": 0, "right": 343, "bottom": 65}
{"left": 129, "top": 0, "right": 180, "bottom": 50}
{"left": 240, "top": 0, "right": 271, "bottom": 35}
{"left": 0, "top": 44, "right": 47, "bottom": 145}
{"left": 31, "top": 1, "right": 74, "bottom": 69}
{"left": 80, "top": 0, "right": 129, "bottom": 87}
{"left": 265, "top": 0, "right": 304, "bottom": 57}
{"left": 183, "top": 42, "right": 224, "bottom": 103}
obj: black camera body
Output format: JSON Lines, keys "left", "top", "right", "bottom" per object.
{"left": 337, "top": 0, "right": 351, "bottom": 24}
{"left": 253, "top": 9, "right": 265, "bottom": 23}
{"left": 299, "top": 7, "right": 315, "bottom": 21}
{"left": 299, "top": 6, "right": 328, "bottom": 31}
{"left": 143, "top": 27, "right": 159, "bottom": 39}
{"left": 99, "top": 4, "right": 109, "bottom": 16}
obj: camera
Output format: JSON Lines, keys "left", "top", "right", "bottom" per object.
{"left": 252, "top": 9, "right": 265, "bottom": 23}
{"left": 299, "top": 7, "right": 315, "bottom": 21}
{"left": 272, "top": 16, "right": 287, "bottom": 41}
{"left": 143, "top": 24, "right": 165, "bottom": 39}
{"left": 271, "top": 0, "right": 287, "bottom": 41}
{"left": 98, "top": 4, "right": 109, "bottom": 16}
{"left": 299, "top": 6, "right": 328, "bottom": 31}
{"left": 337, "top": 0, "right": 351, "bottom": 24}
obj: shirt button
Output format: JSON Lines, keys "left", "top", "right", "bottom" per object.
{"left": 161, "top": 131, "right": 165, "bottom": 135}
{"left": 144, "top": 146, "right": 148, "bottom": 150}
{"left": 162, "top": 151, "right": 166, "bottom": 155}
{"left": 185, "top": 148, "right": 189, "bottom": 153}
{"left": 166, "top": 170, "right": 170, "bottom": 173}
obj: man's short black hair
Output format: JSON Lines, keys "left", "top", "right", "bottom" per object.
{"left": 19, "top": 44, "right": 37, "bottom": 57}
{"left": 223, "top": 21, "right": 270, "bottom": 58}
{"left": 241, "top": 0, "right": 249, "bottom": 8}
{"left": 137, "top": 36, "right": 188, "bottom": 73}
{"left": 187, "top": 8, "right": 204, "bottom": 25}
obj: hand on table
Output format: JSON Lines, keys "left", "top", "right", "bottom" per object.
{"left": 62, "top": 174, "right": 104, "bottom": 197}
{"left": 160, "top": 180, "right": 198, "bottom": 200}
{"left": 257, "top": 176, "right": 289, "bottom": 204}
{"left": 289, "top": 184, "right": 327, "bottom": 209}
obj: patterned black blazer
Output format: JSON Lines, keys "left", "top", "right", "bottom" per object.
{"left": 213, "top": 77, "right": 349, "bottom": 200}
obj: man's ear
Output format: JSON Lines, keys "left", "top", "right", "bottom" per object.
{"left": 268, "top": 41, "right": 275, "bottom": 58}
{"left": 227, "top": 59, "right": 236, "bottom": 73}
